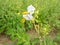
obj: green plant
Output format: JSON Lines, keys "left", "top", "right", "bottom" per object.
{"left": 0, "top": 0, "right": 60, "bottom": 45}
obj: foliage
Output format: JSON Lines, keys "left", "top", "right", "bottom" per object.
{"left": 0, "top": 0, "right": 60, "bottom": 45}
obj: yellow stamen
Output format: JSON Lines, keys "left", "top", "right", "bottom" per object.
{"left": 22, "top": 11, "right": 29, "bottom": 15}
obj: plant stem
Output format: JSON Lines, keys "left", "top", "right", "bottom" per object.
{"left": 44, "top": 36, "right": 46, "bottom": 45}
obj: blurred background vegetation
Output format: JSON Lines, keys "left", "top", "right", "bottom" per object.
{"left": 0, "top": 0, "right": 60, "bottom": 45}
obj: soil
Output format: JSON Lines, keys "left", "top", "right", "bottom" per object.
{"left": 27, "top": 29, "right": 39, "bottom": 39}
{"left": 0, "top": 34, "right": 14, "bottom": 45}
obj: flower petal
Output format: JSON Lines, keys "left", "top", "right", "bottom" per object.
{"left": 23, "top": 14, "right": 33, "bottom": 20}
{"left": 27, "top": 5, "right": 35, "bottom": 14}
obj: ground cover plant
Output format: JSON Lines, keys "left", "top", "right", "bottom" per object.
{"left": 0, "top": 0, "right": 60, "bottom": 45}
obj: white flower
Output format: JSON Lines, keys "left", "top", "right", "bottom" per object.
{"left": 27, "top": 5, "right": 35, "bottom": 14}
{"left": 22, "top": 5, "right": 35, "bottom": 20}
{"left": 23, "top": 14, "right": 33, "bottom": 20}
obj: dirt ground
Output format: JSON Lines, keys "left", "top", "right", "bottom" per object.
{"left": 0, "top": 35, "right": 14, "bottom": 45}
